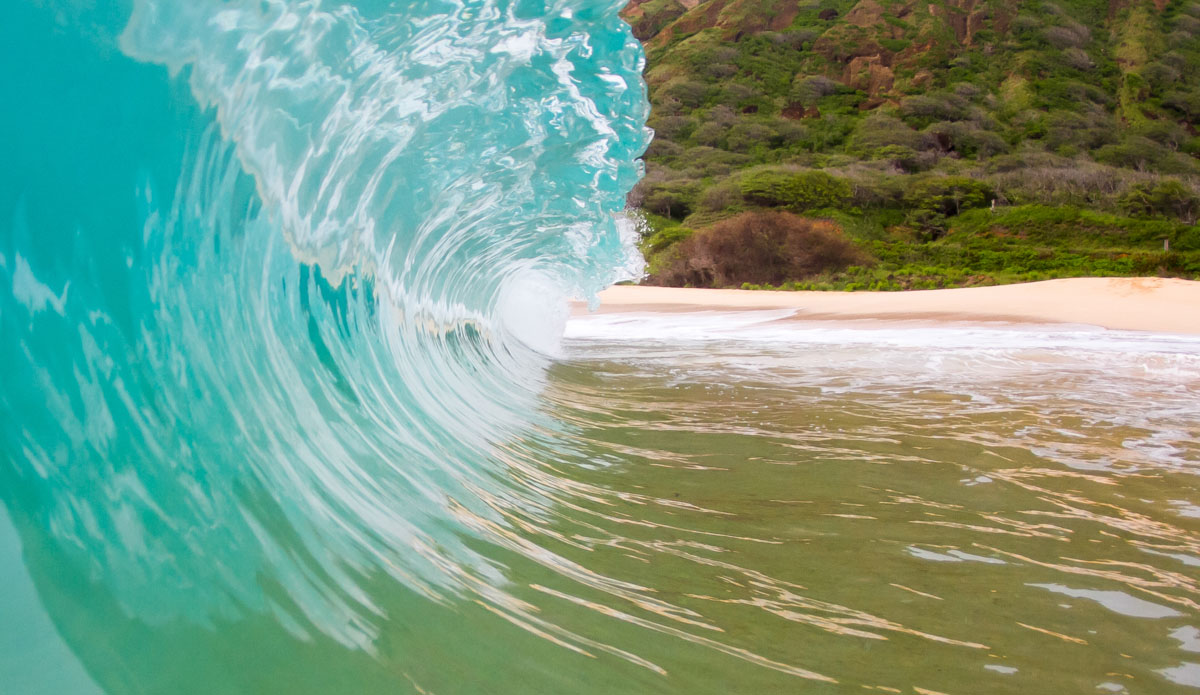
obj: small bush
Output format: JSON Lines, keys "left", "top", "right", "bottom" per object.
{"left": 647, "top": 114, "right": 695, "bottom": 142}
{"left": 1095, "top": 137, "right": 1170, "bottom": 171}
{"left": 677, "top": 146, "right": 751, "bottom": 178}
{"left": 1163, "top": 89, "right": 1200, "bottom": 121}
{"left": 867, "top": 145, "right": 928, "bottom": 172}
{"left": 904, "top": 177, "right": 995, "bottom": 217}
{"left": 660, "top": 79, "right": 711, "bottom": 109}
{"left": 790, "top": 75, "right": 842, "bottom": 106}
{"left": 1061, "top": 47, "right": 1094, "bottom": 71}
{"left": 643, "top": 225, "right": 696, "bottom": 254}
{"left": 1043, "top": 24, "right": 1089, "bottom": 49}
{"left": 1120, "top": 181, "right": 1200, "bottom": 223}
{"left": 1131, "top": 120, "right": 1190, "bottom": 150}
{"left": 899, "top": 93, "right": 970, "bottom": 127}
{"left": 641, "top": 179, "right": 701, "bottom": 219}
{"left": 1142, "top": 63, "right": 1181, "bottom": 94}
{"left": 848, "top": 113, "right": 929, "bottom": 153}
{"left": 953, "top": 82, "right": 983, "bottom": 99}
{"left": 739, "top": 169, "right": 853, "bottom": 210}
{"left": 924, "top": 121, "right": 1008, "bottom": 159}
{"left": 692, "top": 121, "right": 728, "bottom": 148}
{"left": 727, "top": 121, "right": 779, "bottom": 153}
{"left": 1042, "top": 108, "right": 1118, "bottom": 151}
{"left": 1176, "top": 14, "right": 1200, "bottom": 36}
{"left": 698, "top": 179, "right": 743, "bottom": 212}
{"left": 649, "top": 211, "right": 868, "bottom": 287}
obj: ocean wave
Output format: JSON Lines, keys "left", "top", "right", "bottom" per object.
{"left": 0, "top": 0, "right": 649, "bottom": 670}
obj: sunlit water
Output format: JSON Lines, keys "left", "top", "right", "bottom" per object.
{"left": 3, "top": 0, "right": 1200, "bottom": 693}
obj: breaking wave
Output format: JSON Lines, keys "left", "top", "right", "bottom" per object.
{"left": 0, "top": 0, "right": 655, "bottom": 687}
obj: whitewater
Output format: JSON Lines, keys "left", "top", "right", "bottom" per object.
{"left": 4, "top": 1, "right": 1200, "bottom": 694}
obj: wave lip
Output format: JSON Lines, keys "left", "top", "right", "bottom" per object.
{"left": 121, "top": 0, "right": 649, "bottom": 305}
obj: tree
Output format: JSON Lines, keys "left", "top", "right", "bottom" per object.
{"left": 739, "top": 170, "right": 852, "bottom": 211}
{"left": 1120, "top": 180, "right": 1200, "bottom": 224}
{"left": 642, "top": 180, "right": 700, "bottom": 219}
{"left": 903, "top": 177, "right": 995, "bottom": 217}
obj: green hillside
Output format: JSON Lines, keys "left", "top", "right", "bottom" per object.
{"left": 622, "top": 0, "right": 1200, "bottom": 289}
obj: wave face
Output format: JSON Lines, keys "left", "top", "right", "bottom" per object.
{"left": 0, "top": 0, "right": 648, "bottom": 690}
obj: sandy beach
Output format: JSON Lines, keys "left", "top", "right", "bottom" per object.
{"left": 574, "top": 277, "right": 1200, "bottom": 335}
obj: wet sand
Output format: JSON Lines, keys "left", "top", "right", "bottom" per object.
{"left": 574, "top": 278, "right": 1200, "bottom": 335}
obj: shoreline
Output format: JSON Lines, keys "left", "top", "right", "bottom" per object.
{"left": 571, "top": 277, "right": 1200, "bottom": 335}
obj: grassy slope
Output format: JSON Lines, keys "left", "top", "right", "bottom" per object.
{"left": 622, "top": 0, "right": 1200, "bottom": 289}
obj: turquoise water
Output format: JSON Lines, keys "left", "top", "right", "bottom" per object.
{"left": 1, "top": 0, "right": 650, "bottom": 690}
{"left": 5, "top": 2, "right": 1200, "bottom": 694}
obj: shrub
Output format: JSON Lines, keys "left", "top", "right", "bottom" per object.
{"left": 988, "top": 150, "right": 1076, "bottom": 173}
{"left": 924, "top": 121, "right": 1008, "bottom": 159}
{"left": 1131, "top": 120, "right": 1190, "bottom": 150}
{"left": 987, "top": 158, "right": 1160, "bottom": 207}
{"left": 649, "top": 211, "right": 868, "bottom": 287}
{"left": 790, "top": 75, "right": 842, "bottom": 106}
{"left": 898, "top": 93, "right": 970, "bottom": 127}
{"left": 870, "top": 145, "right": 932, "bottom": 172}
{"left": 700, "top": 104, "right": 738, "bottom": 128}
{"left": 1012, "top": 14, "right": 1041, "bottom": 36}
{"left": 643, "top": 225, "right": 696, "bottom": 254}
{"left": 676, "top": 146, "right": 751, "bottom": 178}
{"left": 953, "top": 82, "right": 983, "bottom": 99}
{"left": 642, "top": 139, "right": 684, "bottom": 165}
{"left": 1176, "top": 14, "right": 1200, "bottom": 36}
{"left": 1043, "top": 24, "right": 1089, "bottom": 49}
{"left": 848, "top": 114, "right": 928, "bottom": 153}
{"left": 781, "top": 29, "right": 818, "bottom": 48}
{"left": 904, "top": 177, "right": 995, "bottom": 217}
{"left": 641, "top": 179, "right": 701, "bottom": 219}
{"left": 905, "top": 209, "right": 949, "bottom": 239}
{"left": 704, "top": 63, "right": 740, "bottom": 80}
{"left": 660, "top": 79, "right": 711, "bottom": 108}
{"left": 773, "top": 118, "right": 810, "bottom": 146}
{"left": 1034, "top": 79, "right": 1112, "bottom": 110}
{"left": 647, "top": 114, "right": 695, "bottom": 141}
{"left": 698, "top": 179, "right": 743, "bottom": 212}
{"left": 1042, "top": 108, "right": 1118, "bottom": 151}
{"left": 1095, "top": 137, "right": 1170, "bottom": 171}
{"left": 1120, "top": 181, "right": 1200, "bottom": 223}
{"left": 1061, "top": 47, "right": 1094, "bottom": 71}
{"left": 1142, "top": 63, "right": 1181, "bottom": 94}
{"left": 1163, "top": 89, "right": 1200, "bottom": 121}
{"left": 713, "top": 83, "right": 760, "bottom": 107}
{"left": 727, "top": 121, "right": 778, "bottom": 152}
{"left": 739, "top": 169, "right": 853, "bottom": 211}
{"left": 692, "top": 121, "right": 728, "bottom": 148}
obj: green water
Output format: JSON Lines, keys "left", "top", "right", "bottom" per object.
{"left": 6, "top": 322, "right": 1200, "bottom": 694}
{"left": 487, "top": 328, "right": 1200, "bottom": 694}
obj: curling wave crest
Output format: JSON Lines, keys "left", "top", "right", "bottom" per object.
{"left": 0, "top": 0, "right": 653, "bottom": 676}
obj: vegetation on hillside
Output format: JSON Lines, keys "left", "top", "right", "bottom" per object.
{"left": 622, "top": 0, "right": 1200, "bottom": 288}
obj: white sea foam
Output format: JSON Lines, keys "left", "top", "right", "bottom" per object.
{"left": 565, "top": 309, "right": 1200, "bottom": 354}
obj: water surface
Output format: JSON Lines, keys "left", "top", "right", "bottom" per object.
{"left": 532, "top": 313, "right": 1200, "bottom": 693}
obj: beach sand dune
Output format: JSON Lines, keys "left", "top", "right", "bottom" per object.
{"left": 575, "top": 278, "right": 1200, "bottom": 335}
